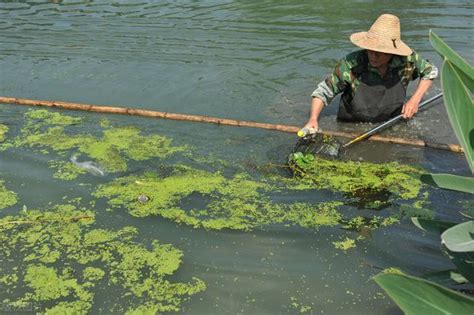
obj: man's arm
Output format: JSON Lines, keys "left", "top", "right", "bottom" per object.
{"left": 304, "top": 56, "right": 353, "bottom": 130}
{"left": 402, "top": 52, "right": 438, "bottom": 119}
{"left": 304, "top": 97, "right": 325, "bottom": 130}
{"left": 402, "top": 79, "right": 433, "bottom": 119}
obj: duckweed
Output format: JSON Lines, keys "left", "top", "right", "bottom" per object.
{"left": 49, "top": 160, "right": 86, "bottom": 180}
{"left": 0, "top": 124, "right": 8, "bottom": 142}
{"left": 0, "top": 179, "right": 17, "bottom": 210}
{"left": 2, "top": 109, "right": 186, "bottom": 176}
{"left": 333, "top": 238, "right": 356, "bottom": 251}
{"left": 0, "top": 204, "right": 205, "bottom": 313}
{"left": 94, "top": 165, "right": 350, "bottom": 231}
{"left": 290, "top": 296, "right": 313, "bottom": 314}
{"left": 288, "top": 153, "right": 424, "bottom": 202}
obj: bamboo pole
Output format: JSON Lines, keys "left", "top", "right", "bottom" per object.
{"left": 0, "top": 96, "right": 463, "bottom": 153}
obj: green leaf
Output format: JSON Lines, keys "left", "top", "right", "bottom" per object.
{"left": 422, "top": 270, "right": 468, "bottom": 286}
{"left": 430, "top": 31, "right": 474, "bottom": 82}
{"left": 441, "top": 220, "right": 474, "bottom": 252}
{"left": 420, "top": 174, "right": 474, "bottom": 194}
{"left": 460, "top": 208, "right": 474, "bottom": 219}
{"left": 442, "top": 221, "right": 474, "bottom": 283}
{"left": 441, "top": 60, "right": 474, "bottom": 173}
{"left": 374, "top": 272, "right": 474, "bottom": 315}
{"left": 442, "top": 221, "right": 474, "bottom": 252}
{"left": 445, "top": 249, "right": 474, "bottom": 284}
{"left": 411, "top": 217, "right": 457, "bottom": 234}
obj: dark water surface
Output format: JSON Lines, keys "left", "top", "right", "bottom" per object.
{"left": 0, "top": 1, "right": 473, "bottom": 314}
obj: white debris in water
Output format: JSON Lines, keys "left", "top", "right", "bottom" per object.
{"left": 70, "top": 154, "right": 105, "bottom": 177}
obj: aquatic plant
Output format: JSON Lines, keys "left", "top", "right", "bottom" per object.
{"left": 332, "top": 237, "right": 356, "bottom": 251}
{"left": 0, "top": 179, "right": 17, "bottom": 210}
{"left": 374, "top": 31, "right": 474, "bottom": 314}
{"left": 94, "top": 164, "right": 404, "bottom": 253}
{"left": 48, "top": 160, "right": 87, "bottom": 180}
{"left": 0, "top": 124, "right": 8, "bottom": 142}
{"left": 0, "top": 110, "right": 186, "bottom": 178}
{"left": 94, "top": 165, "right": 349, "bottom": 231}
{"left": 288, "top": 152, "right": 423, "bottom": 203}
{"left": 0, "top": 204, "right": 205, "bottom": 313}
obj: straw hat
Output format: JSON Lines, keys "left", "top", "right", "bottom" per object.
{"left": 350, "top": 14, "right": 412, "bottom": 56}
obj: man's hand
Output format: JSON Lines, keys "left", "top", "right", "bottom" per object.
{"left": 401, "top": 97, "right": 421, "bottom": 119}
{"left": 402, "top": 79, "right": 433, "bottom": 119}
{"left": 304, "top": 119, "right": 319, "bottom": 132}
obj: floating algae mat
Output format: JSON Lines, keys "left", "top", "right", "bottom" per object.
{"left": 288, "top": 152, "right": 423, "bottom": 204}
{"left": 93, "top": 165, "right": 348, "bottom": 231}
{"left": 0, "top": 124, "right": 8, "bottom": 142}
{"left": 93, "top": 164, "right": 412, "bottom": 240}
{"left": 0, "top": 110, "right": 186, "bottom": 179}
{"left": 0, "top": 204, "right": 205, "bottom": 314}
{"left": 0, "top": 179, "right": 17, "bottom": 210}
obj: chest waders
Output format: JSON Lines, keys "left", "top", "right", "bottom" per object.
{"left": 337, "top": 65, "right": 406, "bottom": 123}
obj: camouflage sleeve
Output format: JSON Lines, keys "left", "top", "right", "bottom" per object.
{"left": 311, "top": 58, "right": 351, "bottom": 106}
{"left": 408, "top": 52, "right": 438, "bottom": 80}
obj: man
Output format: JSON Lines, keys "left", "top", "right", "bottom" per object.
{"left": 303, "top": 14, "right": 438, "bottom": 132}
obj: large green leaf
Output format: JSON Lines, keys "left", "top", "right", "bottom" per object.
{"left": 411, "top": 217, "right": 457, "bottom": 234}
{"left": 374, "top": 272, "right": 474, "bottom": 315}
{"left": 442, "top": 221, "right": 474, "bottom": 252}
{"left": 441, "top": 59, "right": 474, "bottom": 173}
{"left": 442, "top": 221, "right": 474, "bottom": 283}
{"left": 430, "top": 31, "right": 474, "bottom": 83}
{"left": 420, "top": 174, "right": 474, "bottom": 194}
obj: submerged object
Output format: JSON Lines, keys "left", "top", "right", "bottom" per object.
{"left": 70, "top": 154, "right": 105, "bottom": 177}
{"left": 137, "top": 195, "right": 149, "bottom": 203}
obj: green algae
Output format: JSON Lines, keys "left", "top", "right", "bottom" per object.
{"left": 0, "top": 124, "right": 8, "bottom": 142}
{"left": 49, "top": 160, "right": 86, "bottom": 180}
{"left": 290, "top": 296, "right": 313, "bottom": 313}
{"left": 25, "top": 109, "right": 82, "bottom": 126}
{"left": 333, "top": 237, "right": 356, "bottom": 251}
{"left": 1, "top": 109, "right": 186, "bottom": 177}
{"left": 83, "top": 267, "right": 105, "bottom": 282}
{"left": 0, "top": 179, "right": 17, "bottom": 210}
{"left": 94, "top": 165, "right": 349, "bottom": 232}
{"left": 93, "top": 164, "right": 398, "bottom": 254}
{"left": 381, "top": 267, "right": 405, "bottom": 275}
{"left": 288, "top": 153, "right": 424, "bottom": 202}
{"left": 0, "top": 204, "right": 205, "bottom": 313}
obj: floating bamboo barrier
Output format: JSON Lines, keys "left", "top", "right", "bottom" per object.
{"left": 0, "top": 96, "right": 463, "bottom": 153}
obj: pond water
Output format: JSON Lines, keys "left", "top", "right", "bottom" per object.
{"left": 0, "top": 1, "right": 473, "bottom": 314}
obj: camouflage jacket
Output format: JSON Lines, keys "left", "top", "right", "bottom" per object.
{"left": 311, "top": 50, "right": 438, "bottom": 106}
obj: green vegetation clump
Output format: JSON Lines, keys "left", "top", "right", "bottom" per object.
{"left": 94, "top": 165, "right": 389, "bottom": 234}
{"left": 288, "top": 153, "right": 423, "bottom": 201}
{"left": 48, "top": 160, "right": 87, "bottom": 180}
{"left": 332, "top": 237, "right": 356, "bottom": 251}
{"left": 1, "top": 109, "right": 186, "bottom": 178}
{"left": 0, "top": 124, "right": 8, "bottom": 142}
{"left": 0, "top": 204, "right": 205, "bottom": 313}
{"left": 0, "top": 179, "right": 17, "bottom": 210}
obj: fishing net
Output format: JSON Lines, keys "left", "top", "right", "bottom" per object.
{"left": 293, "top": 133, "right": 341, "bottom": 157}
{"left": 288, "top": 133, "right": 342, "bottom": 174}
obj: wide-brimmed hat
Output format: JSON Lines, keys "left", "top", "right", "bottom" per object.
{"left": 350, "top": 14, "right": 412, "bottom": 56}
